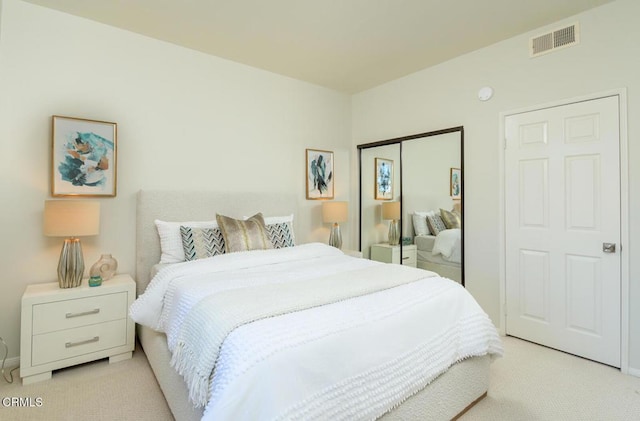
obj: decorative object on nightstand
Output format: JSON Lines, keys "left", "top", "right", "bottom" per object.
{"left": 322, "top": 201, "right": 348, "bottom": 249}
{"left": 89, "top": 253, "right": 118, "bottom": 280}
{"left": 44, "top": 200, "right": 100, "bottom": 288}
{"left": 88, "top": 275, "right": 103, "bottom": 287}
{"left": 20, "top": 274, "right": 136, "bottom": 385}
{"left": 382, "top": 201, "right": 400, "bottom": 246}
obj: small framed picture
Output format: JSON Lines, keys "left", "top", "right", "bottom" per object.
{"left": 306, "top": 149, "right": 334, "bottom": 199}
{"left": 450, "top": 168, "right": 461, "bottom": 199}
{"left": 51, "top": 116, "right": 117, "bottom": 197}
{"left": 375, "top": 158, "right": 393, "bottom": 200}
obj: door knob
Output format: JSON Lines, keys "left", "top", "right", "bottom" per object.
{"left": 602, "top": 243, "right": 616, "bottom": 253}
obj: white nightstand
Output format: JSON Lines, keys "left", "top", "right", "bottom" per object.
{"left": 20, "top": 274, "right": 136, "bottom": 385}
{"left": 370, "top": 243, "right": 417, "bottom": 267}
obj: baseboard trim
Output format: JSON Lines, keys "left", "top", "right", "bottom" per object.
{"left": 627, "top": 366, "right": 640, "bottom": 378}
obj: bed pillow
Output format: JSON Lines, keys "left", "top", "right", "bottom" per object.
{"left": 249, "top": 214, "right": 296, "bottom": 248}
{"left": 217, "top": 213, "right": 273, "bottom": 253}
{"left": 266, "top": 221, "right": 295, "bottom": 248}
{"left": 440, "top": 208, "right": 461, "bottom": 229}
{"left": 180, "top": 226, "right": 226, "bottom": 261}
{"left": 412, "top": 211, "right": 434, "bottom": 237}
{"left": 426, "top": 213, "right": 447, "bottom": 236}
{"left": 155, "top": 219, "right": 219, "bottom": 263}
{"left": 453, "top": 208, "right": 463, "bottom": 227}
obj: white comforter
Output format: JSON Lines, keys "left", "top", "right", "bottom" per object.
{"left": 432, "top": 228, "right": 462, "bottom": 263}
{"left": 130, "top": 243, "right": 502, "bottom": 420}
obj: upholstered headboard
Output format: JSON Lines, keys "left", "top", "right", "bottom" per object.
{"left": 135, "top": 190, "right": 299, "bottom": 295}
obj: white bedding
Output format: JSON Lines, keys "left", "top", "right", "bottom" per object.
{"left": 414, "top": 234, "right": 436, "bottom": 252}
{"left": 130, "top": 243, "right": 502, "bottom": 420}
{"left": 431, "top": 228, "right": 462, "bottom": 264}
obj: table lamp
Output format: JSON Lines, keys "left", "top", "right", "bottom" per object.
{"left": 44, "top": 200, "right": 100, "bottom": 288}
{"left": 382, "top": 201, "right": 400, "bottom": 246}
{"left": 322, "top": 201, "right": 348, "bottom": 249}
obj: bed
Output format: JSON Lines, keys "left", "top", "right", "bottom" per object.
{"left": 412, "top": 211, "right": 462, "bottom": 283}
{"left": 133, "top": 190, "right": 502, "bottom": 421}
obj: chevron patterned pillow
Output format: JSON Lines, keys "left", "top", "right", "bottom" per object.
{"left": 266, "top": 222, "right": 295, "bottom": 248}
{"left": 180, "top": 226, "right": 226, "bottom": 261}
{"left": 426, "top": 213, "right": 448, "bottom": 236}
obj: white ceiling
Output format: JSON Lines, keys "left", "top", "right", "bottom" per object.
{"left": 22, "top": 0, "right": 614, "bottom": 93}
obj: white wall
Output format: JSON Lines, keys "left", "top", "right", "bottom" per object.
{"left": 0, "top": 0, "right": 351, "bottom": 359}
{"left": 352, "top": 0, "right": 640, "bottom": 371}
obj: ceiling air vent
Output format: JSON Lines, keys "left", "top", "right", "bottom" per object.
{"left": 530, "top": 22, "right": 579, "bottom": 57}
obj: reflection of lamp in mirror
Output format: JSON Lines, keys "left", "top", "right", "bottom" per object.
{"left": 44, "top": 200, "right": 100, "bottom": 288}
{"left": 322, "top": 201, "right": 348, "bottom": 249}
{"left": 382, "top": 201, "right": 400, "bottom": 246}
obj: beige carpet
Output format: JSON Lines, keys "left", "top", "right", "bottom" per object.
{"left": 462, "top": 337, "right": 640, "bottom": 420}
{"left": 0, "top": 343, "right": 173, "bottom": 421}
{"left": 1, "top": 337, "right": 639, "bottom": 420}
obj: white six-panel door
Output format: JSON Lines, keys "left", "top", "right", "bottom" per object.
{"left": 505, "top": 96, "right": 621, "bottom": 367}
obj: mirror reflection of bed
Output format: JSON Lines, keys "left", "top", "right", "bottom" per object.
{"left": 408, "top": 204, "right": 462, "bottom": 283}
{"left": 403, "top": 130, "right": 462, "bottom": 283}
{"left": 358, "top": 127, "right": 464, "bottom": 285}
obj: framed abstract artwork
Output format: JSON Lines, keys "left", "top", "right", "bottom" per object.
{"left": 375, "top": 158, "right": 393, "bottom": 200}
{"left": 51, "top": 115, "right": 117, "bottom": 197}
{"left": 450, "top": 167, "right": 461, "bottom": 199}
{"left": 305, "top": 149, "right": 334, "bottom": 199}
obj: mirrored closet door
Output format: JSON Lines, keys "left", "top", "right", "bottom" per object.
{"left": 357, "top": 127, "right": 465, "bottom": 285}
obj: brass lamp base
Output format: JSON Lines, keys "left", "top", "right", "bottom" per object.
{"left": 58, "top": 238, "right": 85, "bottom": 288}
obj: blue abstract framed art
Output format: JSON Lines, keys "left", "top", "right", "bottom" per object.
{"left": 375, "top": 157, "right": 393, "bottom": 200}
{"left": 305, "top": 148, "right": 334, "bottom": 199}
{"left": 51, "top": 115, "right": 117, "bottom": 197}
{"left": 450, "top": 167, "right": 461, "bottom": 199}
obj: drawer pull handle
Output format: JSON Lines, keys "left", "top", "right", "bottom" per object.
{"left": 402, "top": 256, "right": 410, "bottom": 260}
{"left": 65, "top": 336, "right": 99, "bottom": 348}
{"left": 65, "top": 308, "right": 100, "bottom": 318}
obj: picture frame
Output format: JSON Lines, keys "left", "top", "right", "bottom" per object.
{"left": 51, "top": 115, "right": 117, "bottom": 197}
{"left": 375, "top": 158, "right": 393, "bottom": 200}
{"left": 305, "top": 148, "right": 334, "bottom": 199}
{"left": 450, "top": 167, "right": 461, "bottom": 199}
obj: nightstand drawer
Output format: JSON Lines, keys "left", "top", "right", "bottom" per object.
{"left": 32, "top": 319, "right": 128, "bottom": 366}
{"left": 32, "top": 292, "right": 128, "bottom": 335}
{"left": 400, "top": 253, "right": 416, "bottom": 267}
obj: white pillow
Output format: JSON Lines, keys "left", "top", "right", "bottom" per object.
{"left": 155, "top": 219, "right": 219, "bottom": 264}
{"left": 412, "top": 211, "right": 434, "bottom": 237}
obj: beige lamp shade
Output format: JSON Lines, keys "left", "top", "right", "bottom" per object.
{"left": 44, "top": 200, "right": 100, "bottom": 237}
{"left": 322, "top": 201, "right": 348, "bottom": 223}
{"left": 381, "top": 201, "right": 400, "bottom": 220}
